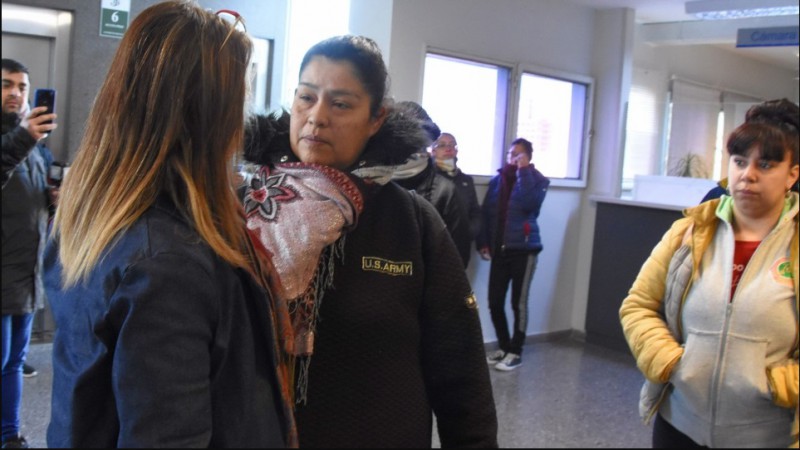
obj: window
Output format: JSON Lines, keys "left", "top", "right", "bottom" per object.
{"left": 249, "top": 37, "right": 273, "bottom": 114}
{"left": 516, "top": 70, "right": 591, "bottom": 183}
{"left": 621, "top": 68, "right": 669, "bottom": 191}
{"left": 281, "top": 0, "right": 350, "bottom": 109}
{"left": 422, "top": 51, "right": 593, "bottom": 186}
{"left": 622, "top": 72, "right": 765, "bottom": 193}
{"left": 421, "top": 53, "right": 508, "bottom": 177}
{"left": 666, "top": 79, "right": 720, "bottom": 179}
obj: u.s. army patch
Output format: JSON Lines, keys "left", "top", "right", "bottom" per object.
{"left": 362, "top": 257, "right": 413, "bottom": 276}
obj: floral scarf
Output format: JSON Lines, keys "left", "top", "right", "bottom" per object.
{"left": 244, "top": 162, "right": 365, "bottom": 404}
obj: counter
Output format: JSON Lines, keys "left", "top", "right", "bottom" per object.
{"left": 585, "top": 196, "right": 685, "bottom": 352}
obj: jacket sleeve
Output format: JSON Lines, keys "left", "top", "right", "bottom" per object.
{"left": 476, "top": 177, "right": 496, "bottom": 252}
{"left": 441, "top": 191, "right": 472, "bottom": 268}
{"left": 2, "top": 126, "right": 38, "bottom": 188}
{"left": 767, "top": 358, "right": 799, "bottom": 409}
{"left": 619, "top": 220, "right": 688, "bottom": 384}
{"left": 511, "top": 166, "right": 549, "bottom": 216}
{"left": 108, "top": 253, "right": 220, "bottom": 447}
{"left": 463, "top": 176, "right": 482, "bottom": 240}
{"left": 416, "top": 197, "right": 498, "bottom": 448}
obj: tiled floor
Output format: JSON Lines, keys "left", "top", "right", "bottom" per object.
{"left": 19, "top": 336, "right": 652, "bottom": 448}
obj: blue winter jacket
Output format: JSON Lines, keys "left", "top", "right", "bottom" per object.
{"left": 477, "top": 164, "right": 549, "bottom": 255}
{"left": 44, "top": 197, "right": 289, "bottom": 448}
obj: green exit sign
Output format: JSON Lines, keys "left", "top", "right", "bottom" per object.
{"left": 100, "top": 0, "right": 130, "bottom": 38}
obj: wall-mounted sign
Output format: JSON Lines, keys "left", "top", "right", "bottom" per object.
{"left": 736, "top": 26, "right": 799, "bottom": 47}
{"left": 100, "top": 0, "right": 130, "bottom": 38}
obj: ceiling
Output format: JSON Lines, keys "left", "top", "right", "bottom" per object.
{"left": 566, "top": 0, "right": 800, "bottom": 73}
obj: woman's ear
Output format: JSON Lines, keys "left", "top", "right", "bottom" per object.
{"left": 368, "top": 106, "right": 388, "bottom": 137}
{"left": 787, "top": 164, "right": 799, "bottom": 191}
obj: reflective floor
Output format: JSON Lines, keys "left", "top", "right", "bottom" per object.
{"left": 20, "top": 336, "right": 651, "bottom": 448}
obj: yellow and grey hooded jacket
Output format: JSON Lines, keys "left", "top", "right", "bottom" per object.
{"left": 620, "top": 193, "right": 799, "bottom": 448}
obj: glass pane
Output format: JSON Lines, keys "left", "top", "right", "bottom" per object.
{"left": 422, "top": 53, "right": 508, "bottom": 176}
{"left": 281, "top": 0, "right": 350, "bottom": 109}
{"left": 516, "top": 73, "right": 587, "bottom": 180}
{"left": 622, "top": 86, "right": 664, "bottom": 190}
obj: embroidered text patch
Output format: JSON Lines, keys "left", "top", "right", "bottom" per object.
{"left": 362, "top": 257, "right": 413, "bottom": 276}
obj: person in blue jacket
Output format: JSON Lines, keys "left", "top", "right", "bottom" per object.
{"left": 478, "top": 137, "right": 550, "bottom": 371}
{"left": 42, "top": 2, "right": 295, "bottom": 447}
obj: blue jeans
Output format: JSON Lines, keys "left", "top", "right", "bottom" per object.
{"left": 1, "top": 313, "right": 34, "bottom": 441}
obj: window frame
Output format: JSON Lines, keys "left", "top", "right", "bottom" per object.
{"left": 422, "top": 49, "right": 513, "bottom": 185}
{"left": 514, "top": 62, "right": 594, "bottom": 188}
{"left": 422, "top": 48, "right": 594, "bottom": 188}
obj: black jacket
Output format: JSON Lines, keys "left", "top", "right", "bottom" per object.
{"left": 244, "top": 111, "right": 498, "bottom": 448}
{"left": 436, "top": 167, "right": 481, "bottom": 241}
{"left": 44, "top": 199, "right": 289, "bottom": 448}
{"left": 394, "top": 159, "right": 473, "bottom": 267}
{"left": 2, "top": 112, "right": 51, "bottom": 315}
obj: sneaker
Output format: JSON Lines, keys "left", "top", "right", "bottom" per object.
{"left": 22, "top": 364, "right": 37, "bottom": 378}
{"left": 1, "top": 435, "right": 29, "bottom": 449}
{"left": 486, "top": 350, "right": 506, "bottom": 365}
{"left": 494, "top": 353, "right": 522, "bottom": 371}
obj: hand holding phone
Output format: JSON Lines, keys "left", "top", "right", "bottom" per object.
{"left": 23, "top": 89, "right": 57, "bottom": 140}
{"left": 34, "top": 89, "right": 56, "bottom": 125}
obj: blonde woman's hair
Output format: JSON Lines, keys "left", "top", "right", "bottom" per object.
{"left": 53, "top": 0, "right": 255, "bottom": 287}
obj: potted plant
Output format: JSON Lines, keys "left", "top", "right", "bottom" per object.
{"left": 668, "top": 153, "right": 709, "bottom": 178}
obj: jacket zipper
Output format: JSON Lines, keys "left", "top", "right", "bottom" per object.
{"left": 709, "top": 219, "right": 782, "bottom": 446}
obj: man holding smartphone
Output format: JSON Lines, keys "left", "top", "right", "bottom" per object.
{"left": 1, "top": 58, "right": 57, "bottom": 449}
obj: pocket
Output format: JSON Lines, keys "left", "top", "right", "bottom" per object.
{"left": 639, "top": 379, "right": 666, "bottom": 421}
{"left": 715, "top": 335, "right": 780, "bottom": 426}
{"left": 669, "top": 329, "right": 719, "bottom": 417}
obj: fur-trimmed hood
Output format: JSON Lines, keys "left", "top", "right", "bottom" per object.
{"left": 243, "top": 107, "right": 431, "bottom": 170}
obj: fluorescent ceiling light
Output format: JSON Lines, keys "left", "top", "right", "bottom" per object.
{"left": 686, "top": 0, "right": 799, "bottom": 20}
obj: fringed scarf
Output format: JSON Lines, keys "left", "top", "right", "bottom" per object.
{"left": 244, "top": 162, "right": 365, "bottom": 405}
{"left": 242, "top": 229, "right": 299, "bottom": 448}
{"left": 241, "top": 108, "right": 428, "bottom": 409}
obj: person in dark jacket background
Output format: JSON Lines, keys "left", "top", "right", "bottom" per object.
{"left": 432, "top": 132, "right": 482, "bottom": 244}
{"left": 478, "top": 137, "right": 550, "bottom": 372}
{"left": 42, "top": 3, "right": 294, "bottom": 447}
{"left": 1, "top": 57, "right": 57, "bottom": 449}
{"left": 392, "top": 101, "right": 473, "bottom": 267}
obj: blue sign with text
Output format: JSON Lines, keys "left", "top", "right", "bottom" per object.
{"left": 736, "top": 26, "right": 799, "bottom": 47}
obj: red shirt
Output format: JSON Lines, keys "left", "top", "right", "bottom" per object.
{"left": 731, "top": 240, "right": 760, "bottom": 301}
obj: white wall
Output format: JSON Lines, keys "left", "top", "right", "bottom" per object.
{"left": 633, "top": 35, "right": 799, "bottom": 104}
{"left": 380, "top": 0, "right": 798, "bottom": 344}
{"left": 387, "top": 0, "right": 600, "bottom": 341}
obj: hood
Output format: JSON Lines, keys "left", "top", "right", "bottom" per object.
{"left": 243, "top": 107, "right": 431, "bottom": 171}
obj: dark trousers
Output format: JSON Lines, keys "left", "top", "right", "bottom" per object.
{"left": 652, "top": 413, "right": 707, "bottom": 449}
{"left": 487, "top": 251, "right": 537, "bottom": 355}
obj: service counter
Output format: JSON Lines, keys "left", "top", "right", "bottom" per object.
{"left": 585, "top": 196, "right": 685, "bottom": 352}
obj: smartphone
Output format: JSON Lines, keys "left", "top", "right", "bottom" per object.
{"left": 33, "top": 89, "right": 56, "bottom": 125}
